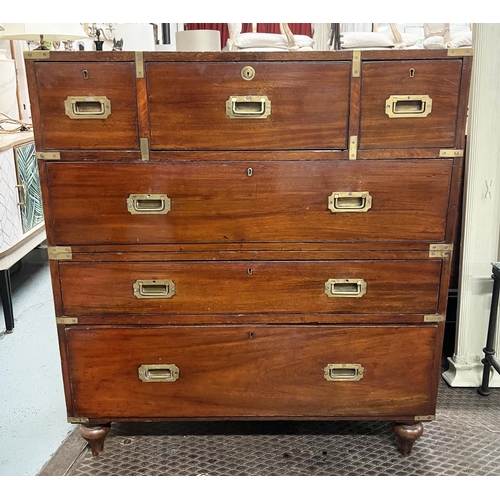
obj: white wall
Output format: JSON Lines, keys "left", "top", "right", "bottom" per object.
{"left": 443, "top": 23, "right": 500, "bottom": 387}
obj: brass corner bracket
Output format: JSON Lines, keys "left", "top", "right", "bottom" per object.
{"left": 352, "top": 50, "right": 361, "bottom": 77}
{"left": 429, "top": 244, "right": 453, "bottom": 258}
{"left": 48, "top": 246, "right": 72, "bottom": 260}
{"left": 447, "top": 48, "right": 473, "bottom": 57}
{"left": 56, "top": 317, "right": 78, "bottom": 325}
{"left": 36, "top": 152, "right": 61, "bottom": 160}
{"left": 140, "top": 138, "right": 149, "bottom": 161}
{"left": 414, "top": 415, "right": 435, "bottom": 421}
{"left": 439, "top": 149, "right": 464, "bottom": 158}
{"left": 24, "top": 50, "right": 51, "bottom": 60}
{"left": 135, "top": 51, "right": 144, "bottom": 78}
{"left": 68, "top": 417, "right": 89, "bottom": 424}
{"left": 349, "top": 136, "right": 358, "bottom": 160}
{"left": 423, "top": 314, "right": 446, "bottom": 323}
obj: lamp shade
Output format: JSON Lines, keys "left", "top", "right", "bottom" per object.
{"left": 0, "top": 23, "right": 89, "bottom": 41}
{"left": 176, "top": 30, "right": 221, "bottom": 52}
{"left": 0, "top": 49, "right": 17, "bottom": 116}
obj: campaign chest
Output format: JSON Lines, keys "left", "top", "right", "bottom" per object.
{"left": 25, "top": 49, "right": 472, "bottom": 456}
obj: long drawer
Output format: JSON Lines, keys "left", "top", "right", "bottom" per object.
{"left": 147, "top": 61, "right": 350, "bottom": 150}
{"left": 65, "top": 325, "right": 438, "bottom": 418}
{"left": 58, "top": 260, "right": 442, "bottom": 317}
{"left": 45, "top": 160, "right": 453, "bottom": 245}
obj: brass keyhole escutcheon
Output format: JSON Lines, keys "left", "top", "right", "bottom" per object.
{"left": 409, "top": 68, "right": 415, "bottom": 78}
{"left": 83, "top": 70, "right": 89, "bottom": 80}
{"left": 241, "top": 66, "right": 255, "bottom": 81}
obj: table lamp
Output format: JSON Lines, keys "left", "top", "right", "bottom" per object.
{"left": 0, "top": 23, "right": 89, "bottom": 50}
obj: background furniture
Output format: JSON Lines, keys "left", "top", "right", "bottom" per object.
{"left": 0, "top": 131, "right": 45, "bottom": 332}
{"left": 26, "top": 49, "right": 471, "bottom": 457}
{"left": 478, "top": 262, "right": 500, "bottom": 396}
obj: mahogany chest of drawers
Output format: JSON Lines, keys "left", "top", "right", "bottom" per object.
{"left": 25, "top": 49, "right": 472, "bottom": 457}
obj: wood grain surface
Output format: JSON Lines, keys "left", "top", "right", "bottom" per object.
{"left": 147, "top": 62, "right": 350, "bottom": 150}
{"left": 45, "top": 160, "right": 453, "bottom": 245}
{"left": 59, "top": 260, "right": 442, "bottom": 316}
{"left": 24, "top": 50, "right": 472, "bottom": 430}
{"left": 66, "top": 324, "right": 437, "bottom": 418}
{"left": 359, "top": 60, "right": 462, "bottom": 149}
{"left": 34, "top": 62, "right": 139, "bottom": 150}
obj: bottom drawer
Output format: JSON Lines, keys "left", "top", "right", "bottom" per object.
{"left": 65, "top": 325, "right": 439, "bottom": 419}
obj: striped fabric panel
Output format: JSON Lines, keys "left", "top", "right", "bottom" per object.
{"left": 14, "top": 142, "right": 44, "bottom": 233}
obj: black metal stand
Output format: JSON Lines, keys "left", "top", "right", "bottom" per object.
{"left": 329, "top": 24, "right": 341, "bottom": 51}
{"left": 478, "top": 263, "right": 500, "bottom": 396}
{"left": 0, "top": 269, "right": 14, "bottom": 333}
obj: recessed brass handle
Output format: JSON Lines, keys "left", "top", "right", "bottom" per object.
{"left": 15, "top": 184, "right": 27, "bottom": 206}
{"left": 226, "top": 96, "right": 271, "bottom": 119}
{"left": 138, "top": 364, "right": 179, "bottom": 382}
{"left": 133, "top": 279, "right": 176, "bottom": 299}
{"left": 324, "top": 279, "right": 367, "bottom": 298}
{"left": 324, "top": 363, "right": 364, "bottom": 382}
{"left": 127, "top": 194, "right": 171, "bottom": 215}
{"left": 385, "top": 95, "right": 432, "bottom": 118}
{"left": 64, "top": 96, "right": 111, "bottom": 119}
{"left": 328, "top": 191, "right": 372, "bottom": 213}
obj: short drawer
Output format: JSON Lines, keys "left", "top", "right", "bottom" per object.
{"left": 65, "top": 325, "right": 438, "bottom": 418}
{"left": 45, "top": 160, "right": 452, "bottom": 245}
{"left": 359, "top": 60, "right": 463, "bottom": 149}
{"left": 59, "top": 260, "right": 442, "bottom": 317}
{"left": 33, "top": 62, "right": 139, "bottom": 150}
{"left": 147, "top": 61, "right": 350, "bottom": 150}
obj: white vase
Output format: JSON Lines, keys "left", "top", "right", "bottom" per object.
{"left": 0, "top": 49, "right": 17, "bottom": 117}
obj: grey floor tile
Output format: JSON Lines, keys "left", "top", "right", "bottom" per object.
{"left": 63, "top": 378, "right": 499, "bottom": 476}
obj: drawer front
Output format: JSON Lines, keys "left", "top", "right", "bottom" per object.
{"left": 147, "top": 62, "right": 350, "bottom": 150}
{"left": 59, "top": 260, "right": 442, "bottom": 317}
{"left": 46, "top": 160, "right": 452, "bottom": 245}
{"left": 34, "top": 62, "right": 139, "bottom": 150}
{"left": 66, "top": 325, "right": 437, "bottom": 418}
{"left": 359, "top": 60, "right": 462, "bottom": 149}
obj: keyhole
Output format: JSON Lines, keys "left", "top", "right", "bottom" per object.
{"left": 83, "top": 70, "right": 89, "bottom": 80}
{"left": 409, "top": 68, "right": 415, "bottom": 78}
{"left": 241, "top": 66, "right": 255, "bottom": 81}
{"left": 248, "top": 268, "right": 253, "bottom": 275}
{"left": 247, "top": 167, "right": 253, "bottom": 177}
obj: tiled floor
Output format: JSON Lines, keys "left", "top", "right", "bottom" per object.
{"left": 4, "top": 248, "right": 500, "bottom": 476}
{"left": 49, "top": 375, "right": 498, "bottom": 476}
{"left": 0, "top": 247, "right": 73, "bottom": 476}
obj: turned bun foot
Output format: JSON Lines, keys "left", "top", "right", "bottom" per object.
{"left": 81, "top": 423, "right": 111, "bottom": 456}
{"left": 392, "top": 421, "right": 424, "bottom": 457}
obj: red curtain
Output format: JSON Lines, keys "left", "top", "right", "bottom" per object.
{"left": 287, "top": 24, "right": 312, "bottom": 36}
{"left": 184, "top": 23, "right": 312, "bottom": 48}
